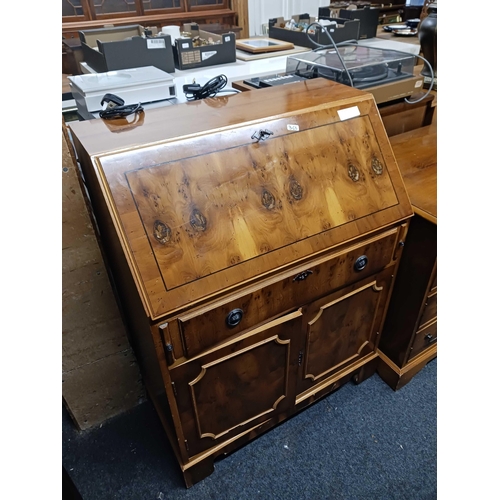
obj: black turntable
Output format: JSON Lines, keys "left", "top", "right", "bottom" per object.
{"left": 285, "top": 45, "right": 415, "bottom": 90}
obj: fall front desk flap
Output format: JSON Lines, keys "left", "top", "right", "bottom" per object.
{"left": 78, "top": 80, "right": 412, "bottom": 319}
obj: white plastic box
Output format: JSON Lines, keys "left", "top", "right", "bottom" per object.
{"left": 68, "top": 66, "right": 176, "bottom": 120}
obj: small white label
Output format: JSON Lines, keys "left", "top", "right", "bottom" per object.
{"left": 182, "top": 42, "right": 190, "bottom": 49}
{"left": 202, "top": 51, "right": 217, "bottom": 60}
{"left": 415, "top": 80, "right": 423, "bottom": 88}
{"left": 147, "top": 39, "right": 166, "bottom": 49}
{"left": 338, "top": 106, "right": 360, "bottom": 121}
{"left": 224, "top": 36, "right": 230, "bottom": 42}
{"left": 287, "top": 124, "right": 300, "bottom": 131}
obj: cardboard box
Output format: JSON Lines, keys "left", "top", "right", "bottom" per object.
{"left": 319, "top": 7, "right": 380, "bottom": 39}
{"left": 269, "top": 15, "right": 360, "bottom": 49}
{"left": 79, "top": 24, "right": 175, "bottom": 73}
{"left": 318, "top": 3, "right": 372, "bottom": 17}
{"left": 173, "top": 23, "right": 236, "bottom": 70}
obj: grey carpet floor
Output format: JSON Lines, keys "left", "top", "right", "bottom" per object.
{"left": 62, "top": 359, "right": 437, "bottom": 500}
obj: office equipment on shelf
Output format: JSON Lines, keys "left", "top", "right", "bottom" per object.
{"left": 173, "top": 23, "right": 236, "bottom": 70}
{"left": 242, "top": 73, "right": 308, "bottom": 89}
{"left": 68, "top": 66, "right": 176, "bottom": 120}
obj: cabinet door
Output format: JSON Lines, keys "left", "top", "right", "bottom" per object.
{"left": 296, "top": 269, "right": 393, "bottom": 400}
{"left": 169, "top": 310, "right": 302, "bottom": 458}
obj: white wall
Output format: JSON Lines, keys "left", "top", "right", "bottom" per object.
{"left": 248, "top": 0, "right": 327, "bottom": 36}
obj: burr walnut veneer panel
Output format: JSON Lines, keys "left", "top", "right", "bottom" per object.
{"left": 69, "top": 79, "right": 413, "bottom": 487}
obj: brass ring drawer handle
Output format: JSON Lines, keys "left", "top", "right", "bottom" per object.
{"left": 226, "top": 308, "right": 244, "bottom": 328}
{"left": 293, "top": 270, "right": 313, "bottom": 282}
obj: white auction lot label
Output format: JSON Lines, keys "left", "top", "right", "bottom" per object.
{"left": 338, "top": 106, "right": 360, "bottom": 121}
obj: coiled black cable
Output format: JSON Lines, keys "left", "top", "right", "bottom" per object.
{"left": 99, "top": 102, "right": 144, "bottom": 119}
{"left": 183, "top": 74, "right": 231, "bottom": 101}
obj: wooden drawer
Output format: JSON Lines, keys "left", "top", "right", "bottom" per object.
{"left": 409, "top": 320, "right": 437, "bottom": 361}
{"left": 175, "top": 229, "right": 400, "bottom": 358}
{"left": 418, "top": 290, "right": 437, "bottom": 329}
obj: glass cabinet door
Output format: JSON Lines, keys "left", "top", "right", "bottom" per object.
{"left": 187, "top": 0, "right": 226, "bottom": 11}
{"left": 91, "top": 0, "right": 137, "bottom": 16}
{"left": 62, "top": 0, "right": 86, "bottom": 21}
{"left": 63, "top": 0, "right": 230, "bottom": 21}
{"left": 142, "top": 0, "right": 183, "bottom": 13}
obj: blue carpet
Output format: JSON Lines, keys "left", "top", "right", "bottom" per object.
{"left": 62, "top": 359, "right": 437, "bottom": 500}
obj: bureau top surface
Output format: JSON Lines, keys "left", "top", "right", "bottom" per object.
{"left": 69, "top": 79, "right": 369, "bottom": 155}
{"left": 69, "top": 79, "right": 413, "bottom": 320}
{"left": 389, "top": 122, "right": 437, "bottom": 224}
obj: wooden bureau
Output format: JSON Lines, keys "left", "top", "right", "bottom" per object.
{"left": 377, "top": 122, "right": 437, "bottom": 390}
{"left": 68, "top": 79, "right": 413, "bottom": 487}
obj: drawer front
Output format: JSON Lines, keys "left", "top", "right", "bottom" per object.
{"left": 177, "top": 229, "right": 400, "bottom": 358}
{"left": 418, "top": 290, "right": 437, "bottom": 329}
{"left": 409, "top": 320, "right": 437, "bottom": 361}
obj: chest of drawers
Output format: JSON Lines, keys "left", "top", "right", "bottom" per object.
{"left": 69, "top": 79, "right": 413, "bottom": 486}
{"left": 377, "top": 123, "right": 437, "bottom": 390}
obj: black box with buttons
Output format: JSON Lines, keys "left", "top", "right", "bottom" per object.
{"left": 243, "top": 73, "right": 308, "bottom": 89}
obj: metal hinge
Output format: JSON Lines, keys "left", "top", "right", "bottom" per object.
{"left": 298, "top": 350, "right": 303, "bottom": 366}
{"left": 171, "top": 382, "right": 177, "bottom": 397}
{"left": 159, "top": 322, "right": 175, "bottom": 366}
{"left": 185, "top": 440, "right": 189, "bottom": 452}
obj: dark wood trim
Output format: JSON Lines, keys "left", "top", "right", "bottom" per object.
{"left": 63, "top": 9, "right": 237, "bottom": 35}
{"left": 63, "top": 1, "right": 236, "bottom": 35}
{"left": 86, "top": 13, "right": 139, "bottom": 22}
{"left": 135, "top": 0, "right": 145, "bottom": 16}
{"left": 188, "top": 2, "right": 228, "bottom": 13}
{"left": 84, "top": 0, "right": 97, "bottom": 20}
